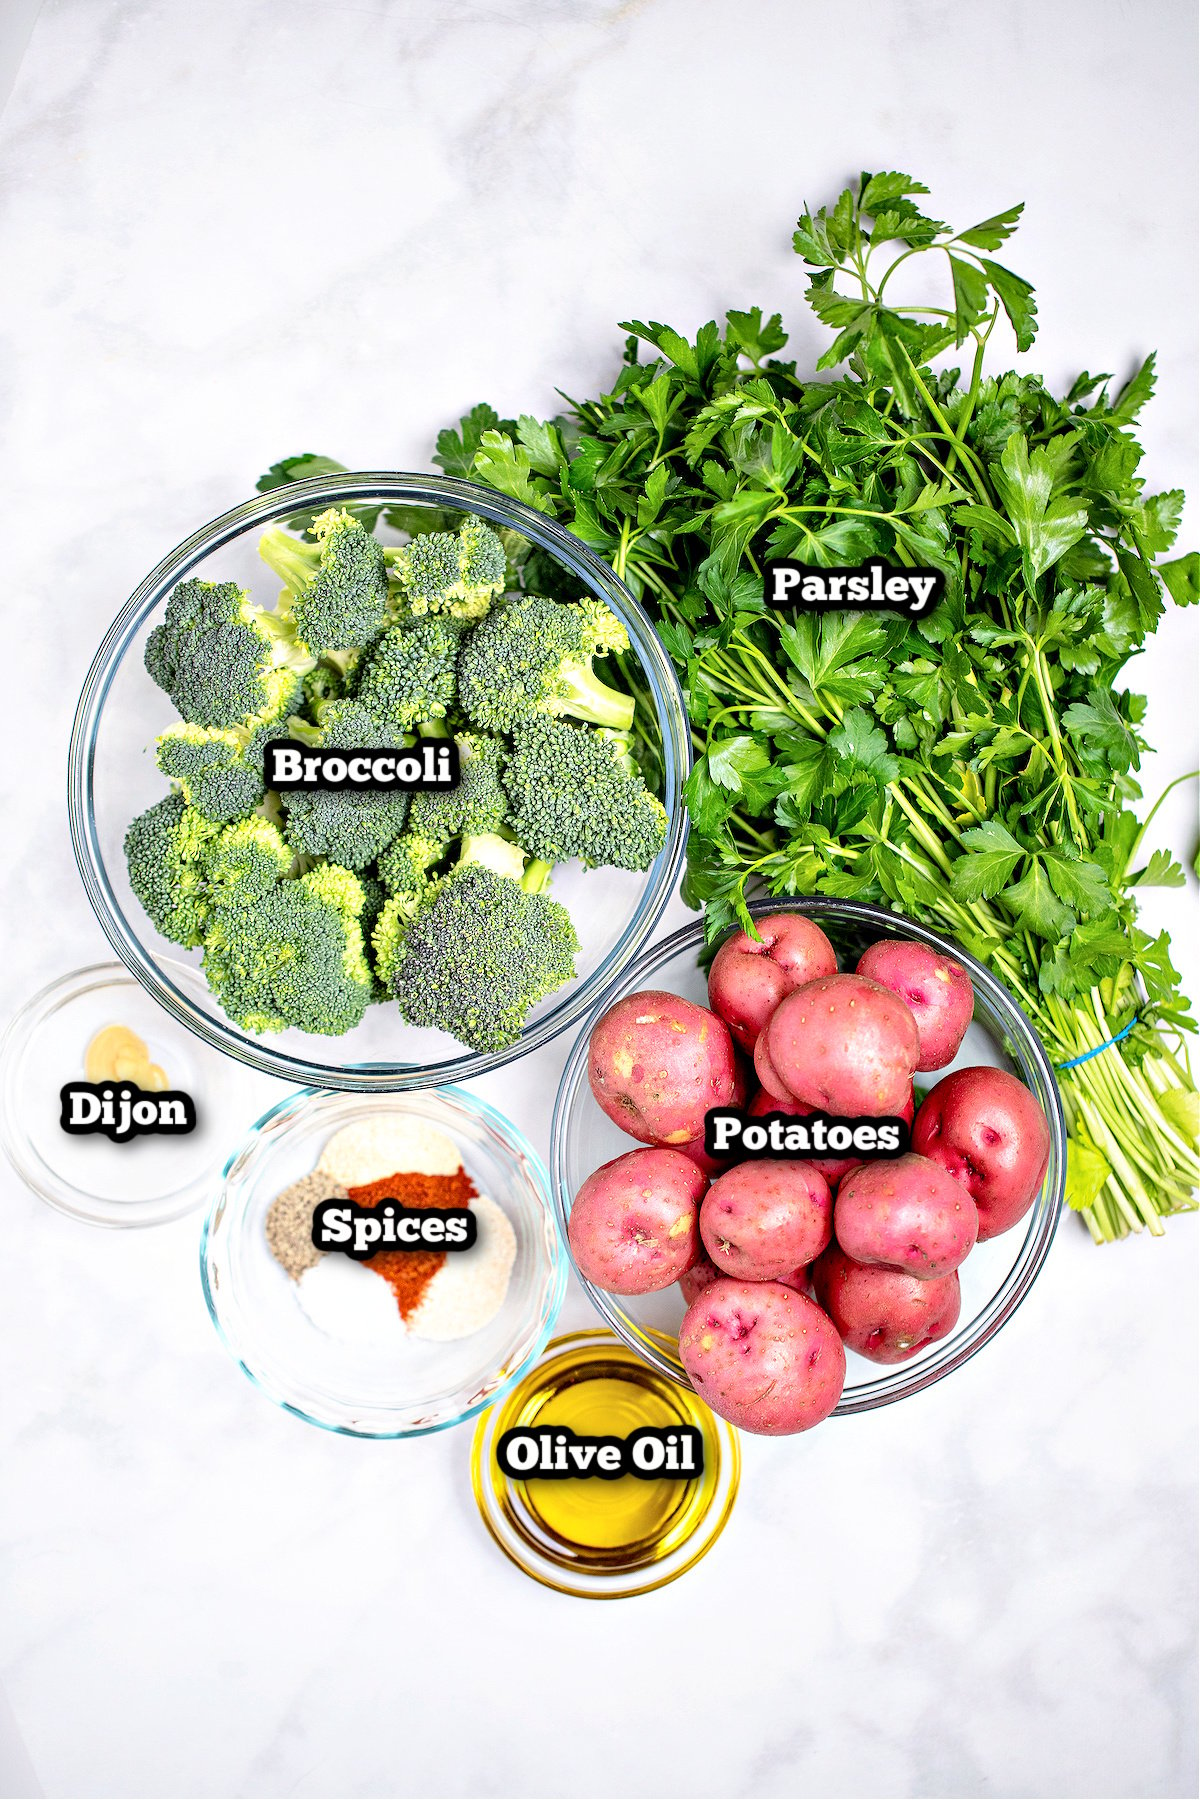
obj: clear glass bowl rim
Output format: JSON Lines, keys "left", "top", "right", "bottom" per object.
{"left": 550, "top": 896, "right": 1067, "bottom": 1415}
{"left": 68, "top": 471, "right": 691, "bottom": 1091}
{"left": 0, "top": 957, "right": 240, "bottom": 1228}
{"left": 199, "top": 1080, "right": 568, "bottom": 1439}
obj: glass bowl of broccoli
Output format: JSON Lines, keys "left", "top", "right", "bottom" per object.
{"left": 69, "top": 474, "right": 690, "bottom": 1090}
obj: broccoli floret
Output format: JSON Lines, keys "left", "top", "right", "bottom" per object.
{"left": 154, "top": 717, "right": 287, "bottom": 823}
{"left": 280, "top": 700, "right": 411, "bottom": 870}
{"left": 377, "top": 830, "right": 446, "bottom": 898}
{"left": 371, "top": 885, "right": 427, "bottom": 992}
{"left": 383, "top": 834, "right": 578, "bottom": 1052}
{"left": 259, "top": 507, "right": 390, "bottom": 656}
{"left": 203, "top": 816, "right": 294, "bottom": 907}
{"left": 501, "top": 717, "right": 667, "bottom": 871}
{"left": 145, "top": 578, "right": 312, "bottom": 729}
{"left": 371, "top": 832, "right": 448, "bottom": 984}
{"left": 351, "top": 617, "right": 459, "bottom": 730}
{"left": 456, "top": 593, "right": 635, "bottom": 734}
{"left": 124, "top": 792, "right": 220, "bottom": 947}
{"left": 407, "top": 732, "right": 507, "bottom": 843}
{"left": 388, "top": 514, "right": 506, "bottom": 622}
{"left": 300, "top": 661, "right": 348, "bottom": 713}
{"left": 201, "top": 863, "right": 373, "bottom": 1037}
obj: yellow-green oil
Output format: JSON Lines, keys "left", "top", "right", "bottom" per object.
{"left": 486, "top": 1335, "right": 724, "bottom": 1571}
{"left": 524, "top": 1373, "right": 690, "bottom": 1551}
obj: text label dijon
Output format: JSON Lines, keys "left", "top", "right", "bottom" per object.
{"left": 59, "top": 1081, "right": 196, "bottom": 1142}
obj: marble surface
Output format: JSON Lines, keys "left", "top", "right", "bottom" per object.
{"left": 1, "top": 2, "right": 1197, "bottom": 1796}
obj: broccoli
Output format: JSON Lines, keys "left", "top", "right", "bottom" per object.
{"left": 351, "top": 617, "right": 459, "bottom": 730}
{"left": 144, "top": 578, "right": 312, "bottom": 729}
{"left": 300, "top": 661, "right": 349, "bottom": 713}
{"left": 128, "top": 501, "right": 666, "bottom": 1050}
{"left": 381, "top": 833, "right": 578, "bottom": 1052}
{"left": 371, "top": 884, "right": 427, "bottom": 993}
{"left": 280, "top": 700, "right": 411, "bottom": 870}
{"left": 371, "top": 832, "right": 449, "bottom": 985}
{"left": 124, "top": 792, "right": 220, "bottom": 947}
{"left": 377, "top": 829, "right": 446, "bottom": 898}
{"left": 202, "top": 862, "right": 374, "bottom": 1036}
{"left": 456, "top": 593, "right": 635, "bottom": 734}
{"left": 407, "top": 732, "right": 507, "bottom": 843}
{"left": 357, "top": 872, "right": 389, "bottom": 998}
{"left": 154, "top": 717, "right": 287, "bottom": 823}
{"left": 203, "top": 816, "right": 294, "bottom": 907}
{"left": 259, "top": 507, "right": 390, "bottom": 655}
{"left": 501, "top": 716, "right": 667, "bottom": 871}
{"left": 388, "top": 514, "right": 506, "bottom": 622}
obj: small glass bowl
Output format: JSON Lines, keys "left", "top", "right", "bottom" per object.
{"left": 68, "top": 472, "right": 690, "bottom": 1092}
{"left": 0, "top": 961, "right": 260, "bottom": 1227}
{"left": 470, "top": 1328, "right": 740, "bottom": 1598}
{"left": 201, "top": 1086, "right": 566, "bottom": 1437}
{"left": 550, "top": 899, "right": 1067, "bottom": 1414}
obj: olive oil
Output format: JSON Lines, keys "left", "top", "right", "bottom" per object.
{"left": 472, "top": 1330, "right": 740, "bottom": 1595}
{"left": 523, "top": 1373, "right": 692, "bottom": 1551}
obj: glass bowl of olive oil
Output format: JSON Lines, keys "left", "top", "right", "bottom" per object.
{"left": 470, "top": 1328, "right": 740, "bottom": 1598}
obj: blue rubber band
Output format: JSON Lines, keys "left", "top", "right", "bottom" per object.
{"left": 1055, "top": 1014, "right": 1138, "bottom": 1071}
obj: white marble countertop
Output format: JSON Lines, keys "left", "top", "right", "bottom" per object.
{"left": 1, "top": 3, "right": 1196, "bottom": 1796}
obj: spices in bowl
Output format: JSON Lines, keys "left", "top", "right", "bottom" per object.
{"left": 264, "top": 1117, "right": 516, "bottom": 1345}
{"left": 265, "top": 1172, "right": 342, "bottom": 1281}
{"left": 202, "top": 1087, "right": 565, "bottom": 1437}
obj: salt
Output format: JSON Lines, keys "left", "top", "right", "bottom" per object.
{"left": 295, "top": 1253, "right": 408, "bottom": 1348}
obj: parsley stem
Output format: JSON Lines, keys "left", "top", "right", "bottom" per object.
{"left": 1074, "top": 1094, "right": 1165, "bottom": 1234}
{"left": 895, "top": 343, "right": 993, "bottom": 504}
{"left": 957, "top": 305, "right": 999, "bottom": 443}
{"left": 1024, "top": 639, "right": 1087, "bottom": 849}
{"left": 887, "top": 785, "right": 956, "bottom": 877}
{"left": 1124, "top": 769, "right": 1200, "bottom": 875}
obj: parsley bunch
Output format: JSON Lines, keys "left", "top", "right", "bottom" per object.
{"left": 430, "top": 174, "right": 1198, "bottom": 1241}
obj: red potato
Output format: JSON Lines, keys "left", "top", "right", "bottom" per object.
{"left": 588, "top": 991, "right": 739, "bottom": 1146}
{"left": 675, "top": 1139, "right": 728, "bottom": 1180}
{"left": 767, "top": 974, "right": 919, "bottom": 1116}
{"left": 700, "top": 1160, "right": 832, "bottom": 1281}
{"left": 708, "top": 914, "right": 838, "bottom": 1051}
{"left": 835, "top": 1152, "right": 978, "bottom": 1280}
{"left": 812, "top": 1245, "right": 961, "bottom": 1363}
{"left": 679, "top": 1252, "right": 722, "bottom": 1306}
{"left": 682, "top": 1249, "right": 811, "bottom": 1304}
{"left": 856, "top": 939, "right": 975, "bottom": 1072}
{"left": 679, "top": 1279, "right": 846, "bottom": 1435}
{"left": 674, "top": 1053, "right": 750, "bottom": 1176}
{"left": 568, "top": 1149, "right": 706, "bottom": 1295}
{"left": 912, "top": 1065, "right": 1051, "bottom": 1241}
{"left": 747, "top": 1085, "right": 916, "bottom": 1185}
{"left": 753, "top": 1029, "right": 796, "bottom": 1103}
